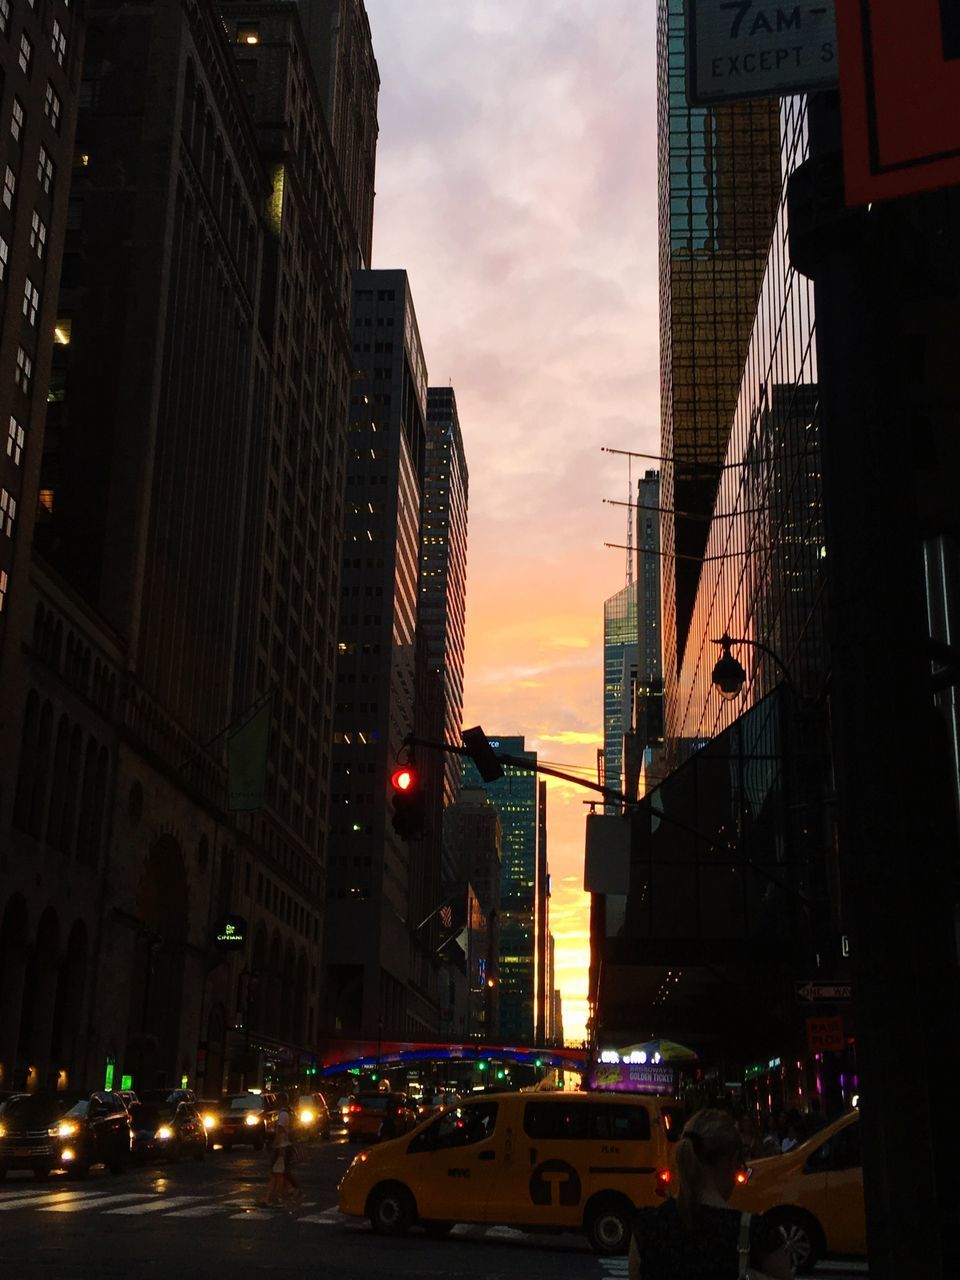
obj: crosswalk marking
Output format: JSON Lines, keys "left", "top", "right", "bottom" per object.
{"left": 0, "top": 1189, "right": 109, "bottom": 1211}
{"left": 42, "top": 1193, "right": 155, "bottom": 1213}
{"left": 163, "top": 1198, "right": 252, "bottom": 1219}
{"left": 103, "top": 1195, "right": 205, "bottom": 1215}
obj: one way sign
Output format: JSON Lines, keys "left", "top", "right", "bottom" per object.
{"left": 796, "top": 981, "right": 852, "bottom": 1003}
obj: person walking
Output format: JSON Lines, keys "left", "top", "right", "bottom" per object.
{"left": 259, "top": 1092, "right": 303, "bottom": 1207}
{"left": 629, "top": 1109, "right": 793, "bottom": 1279}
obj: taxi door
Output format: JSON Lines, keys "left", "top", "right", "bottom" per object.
{"left": 403, "top": 1099, "right": 501, "bottom": 1223}
{"left": 486, "top": 1098, "right": 591, "bottom": 1230}
{"left": 820, "top": 1119, "right": 866, "bottom": 1255}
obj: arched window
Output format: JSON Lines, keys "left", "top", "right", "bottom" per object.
{"left": 12, "top": 690, "right": 40, "bottom": 831}
{"left": 76, "top": 738, "right": 98, "bottom": 865}
{"left": 46, "top": 714, "right": 71, "bottom": 849}
{"left": 31, "top": 701, "right": 54, "bottom": 840}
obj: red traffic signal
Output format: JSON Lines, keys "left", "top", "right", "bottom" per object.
{"left": 390, "top": 764, "right": 424, "bottom": 840}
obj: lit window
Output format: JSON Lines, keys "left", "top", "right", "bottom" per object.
{"left": 37, "top": 146, "right": 54, "bottom": 194}
{"left": 18, "top": 31, "right": 32, "bottom": 76}
{"left": 3, "top": 166, "right": 15, "bottom": 210}
{"left": 0, "top": 488, "right": 17, "bottom": 537}
{"left": 51, "top": 19, "right": 67, "bottom": 67}
{"left": 38, "top": 488, "right": 54, "bottom": 513}
{"left": 15, "top": 346, "right": 32, "bottom": 394}
{"left": 54, "top": 318, "right": 71, "bottom": 345}
{"left": 6, "top": 416, "right": 24, "bottom": 466}
{"left": 0, "top": 234, "right": 7, "bottom": 280}
{"left": 30, "top": 211, "right": 46, "bottom": 259}
{"left": 23, "top": 278, "right": 39, "bottom": 326}
{"left": 44, "top": 83, "right": 62, "bottom": 132}
{"left": 237, "top": 25, "right": 260, "bottom": 44}
{"left": 0, "top": 569, "right": 7, "bottom": 613}
{"left": 10, "top": 98, "right": 24, "bottom": 142}
{"left": 0, "top": 0, "right": 9, "bottom": 35}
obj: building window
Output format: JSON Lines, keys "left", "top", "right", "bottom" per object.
{"left": 44, "top": 83, "right": 61, "bottom": 132}
{"left": 54, "top": 318, "right": 70, "bottom": 345}
{"left": 6, "top": 416, "right": 24, "bottom": 465}
{"left": 18, "top": 32, "right": 32, "bottom": 77}
{"left": 37, "top": 146, "right": 53, "bottom": 195}
{"left": 237, "top": 24, "right": 260, "bottom": 44}
{"left": 0, "top": 0, "right": 9, "bottom": 35}
{"left": 0, "top": 233, "right": 7, "bottom": 280}
{"left": 30, "top": 211, "right": 46, "bottom": 259}
{"left": 51, "top": 20, "right": 67, "bottom": 67}
{"left": 10, "top": 98, "right": 24, "bottom": 143}
{"left": 3, "top": 166, "right": 15, "bottom": 210}
{"left": 0, "top": 489, "right": 17, "bottom": 537}
{"left": 0, "top": 569, "right": 7, "bottom": 613}
{"left": 22, "top": 278, "right": 39, "bottom": 326}
{"left": 15, "top": 346, "right": 32, "bottom": 394}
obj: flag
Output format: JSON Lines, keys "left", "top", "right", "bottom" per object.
{"left": 227, "top": 693, "right": 273, "bottom": 811}
{"left": 439, "top": 904, "right": 453, "bottom": 929}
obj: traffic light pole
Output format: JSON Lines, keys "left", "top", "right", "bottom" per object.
{"left": 402, "top": 733, "right": 633, "bottom": 809}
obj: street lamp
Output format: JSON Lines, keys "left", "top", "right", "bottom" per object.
{"left": 711, "top": 632, "right": 797, "bottom": 701}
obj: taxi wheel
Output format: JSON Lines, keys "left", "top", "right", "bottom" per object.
{"left": 368, "top": 1183, "right": 416, "bottom": 1236}
{"left": 765, "top": 1207, "right": 825, "bottom": 1272}
{"left": 585, "top": 1194, "right": 634, "bottom": 1256}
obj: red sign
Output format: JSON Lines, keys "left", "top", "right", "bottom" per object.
{"left": 807, "top": 1015, "right": 845, "bottom": 1053}
{"left": 837, "top": 0, "right": 960, "bottom": 204}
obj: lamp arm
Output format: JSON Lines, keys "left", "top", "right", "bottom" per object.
{"left": 713, "top": 633, "right": 797, "bottom": 695}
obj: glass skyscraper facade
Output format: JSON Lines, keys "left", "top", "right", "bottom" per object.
{"left": 463, "top": 736, "right": 537, "bottom": 1042}
{"left": 657, "top": 0, "right": 781, "bottom": 742}
{"left": 673, "top": 97, "right": 826, "bottom": 744}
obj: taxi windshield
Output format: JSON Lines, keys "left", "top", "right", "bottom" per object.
{"left": 227, "top": 1096, "right": 263, "bottom": 1111}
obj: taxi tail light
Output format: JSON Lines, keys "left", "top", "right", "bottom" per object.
{"left": 655, "top": 1168, "right": 672, "bottom": 1198}
{"left": 349, "top": 1104, "right": 362, "bottom": 1114}
{"left": 737, "top": 1167, "right": 753, "bottom": 1185}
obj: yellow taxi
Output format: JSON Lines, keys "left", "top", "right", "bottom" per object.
{"left": 337, "top": 1089, "right": 681, "bottom": 1255}
{"left": 732, "top": 1111, "right": 864, "bottom": 1271}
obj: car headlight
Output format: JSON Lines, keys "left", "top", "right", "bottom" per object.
{"left": 202, "top": 1113, "right": 216, "bottom": 1131}
{"left": 299, "top": 1108, "right": 314, "bottom": 1125}
{"left": 244, "top": 1112, "right": 261, "bottom": 1127}
{"left": 53, "top": 1122, "right": 79, "bottom": 1138}
{"left": 0, "top": 1123, "right": 5, "bottom": 1138}
{"left": 156, "top": 1126, "right": 174, "bottom": 1141}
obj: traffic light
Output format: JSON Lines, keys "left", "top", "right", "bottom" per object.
{"left": 477, "top": 1060, "right": 487, "bottom": 1072}
{"left": 462, "top": 726, "right": 504, "bottom": 782}
{"left": 391, "top": 765, "right": 425, "bottom": 840}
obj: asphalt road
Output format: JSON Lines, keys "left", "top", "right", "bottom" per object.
{"left": 0, "top": 1127, "right": 869, "bottom": 1280}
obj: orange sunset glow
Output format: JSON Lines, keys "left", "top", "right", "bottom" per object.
{"left": 365, "top": 2, "right": 662, "bottom": 1041}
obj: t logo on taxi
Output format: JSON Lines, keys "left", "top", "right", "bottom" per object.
{"left": 529, "top": 1160, "right": 582, "bottom": 1206}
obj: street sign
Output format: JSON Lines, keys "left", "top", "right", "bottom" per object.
{"left": 686, "top": 0, "right": 838, "bottom": 106}
{"left": 795, "top": 980, "right": 852, "bottom": 1002}
{"left": 837, "top": 0, "right": 960, "bottom": 204}
{"left": 806, "top": 1015, "right": 845, "bottom": 1053}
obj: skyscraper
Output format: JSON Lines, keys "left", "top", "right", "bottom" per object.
{"left": 656, "top": 0, "right": 781, "bottom": 740}
{"left": 463, "top": 736, "right": 538, "bottom": 1042}
{"left": 421, "top": 385, "right": 468, "bottom": 881}
{"left": 326, "top": 268, "right": 431, "bottom": 1038}
{"left": 603, "top": 584, "right": 636, "bottom": 807}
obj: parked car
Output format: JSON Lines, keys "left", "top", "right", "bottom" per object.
{"left": 215, "top": 1092, "right": 277, "bottom": 1150}
{"left": 732, "top": 1111, "right": 865, "bottom": 1271}
{"left": 294, "top": 1093, "right": 331, "bottom": 1141}
{"left": 338, "top": 1089, "right": 680, "bottom": 1254}
{"left": 344, "top": 1092, "right": 421, "bottom": 1144}
{"left": 130, "top": 1098, "right": 206, "bottom": 1163}
{"left": 0, "top": 1091, "right": 133, "bottom": 1179}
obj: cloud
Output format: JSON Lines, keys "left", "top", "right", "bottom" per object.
{"left": 365, "top": 0, "right": 660, "bottom": 1042}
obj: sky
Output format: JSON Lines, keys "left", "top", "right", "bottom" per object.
{"left": 363, "top": 1, "right": 663, "bottom": 1042}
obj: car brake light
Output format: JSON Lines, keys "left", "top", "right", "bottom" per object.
{"left": 655, "top": 1169, "right": 672, "bottom": 1198}
{"left": 737, "top": 1167, "right": 752, "bottom": 1185}
{"left": 349, "top": 1104, "right": 361, "bottom": 1114}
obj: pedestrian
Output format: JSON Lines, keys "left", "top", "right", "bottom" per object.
{"left": 259, "top": 1092, "right": 303, "bottom": 1207}
{"left": 780, "top": 1110, "right": 803, "bottom": 1154}
{"left": 629, "top": 1109, "right": 793, "bottom": 1279}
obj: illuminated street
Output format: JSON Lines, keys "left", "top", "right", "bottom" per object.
{"left": 0, "top": 1129, "right": 866, "bottom": 1279}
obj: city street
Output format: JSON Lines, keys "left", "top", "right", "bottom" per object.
{"left": 0, "top": 1129, "right": 868, "bottom": 1280}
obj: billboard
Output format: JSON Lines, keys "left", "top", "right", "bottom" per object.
{"left": 590, "top": 1060, "right": 678, "bottom": 1095}
{"left": 686, "top": 0, "right": 838, "bottom": 105}
{"left": 837, "top": 0, "right": 960, "bottom": 204}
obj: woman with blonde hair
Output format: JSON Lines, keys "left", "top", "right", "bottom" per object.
{"left": 629, "top": 1109, "right": 793, "bottom": 1278}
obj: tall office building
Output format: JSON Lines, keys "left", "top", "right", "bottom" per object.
{"left": 326, "top": 269, "right": 431, "bottom": 1038}
{"left": 463, "top": 736, "right": 538, "bottom": 1042}
{"left": 420, "top": 386, "right": 468, "bottom": 881}
{"left": 656, "top": 0, "right": 781, "bottom": 740}
{"left": 0, "top": 0, "right": 375, "bottom": 1094}
{"left": 603, "top": 471, "right": 662, "bottom": 808}
{"left": 294, "top": 0, "right": 379, "bottom": 266}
